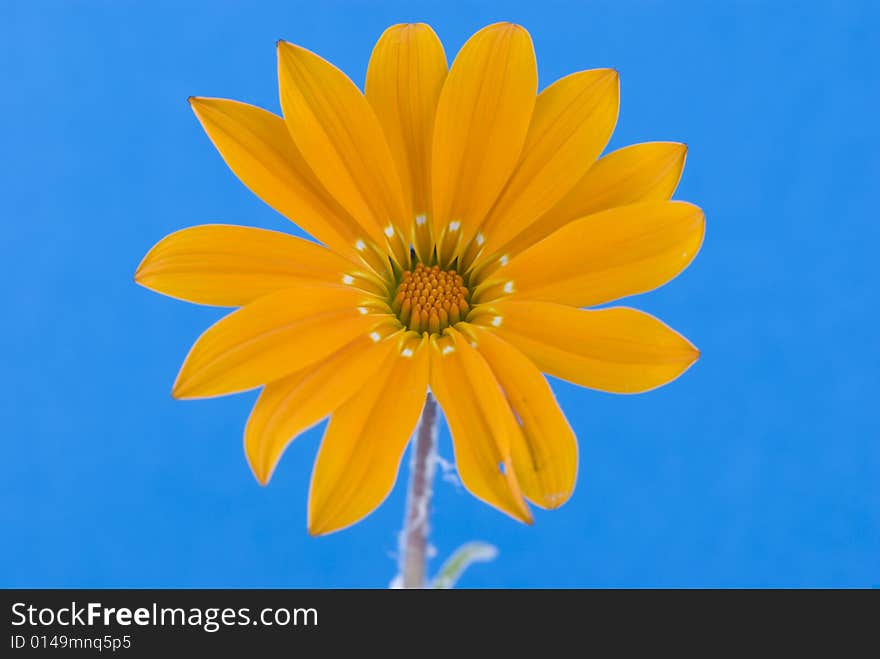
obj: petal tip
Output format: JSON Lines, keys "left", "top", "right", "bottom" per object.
{"left": 671, "top": 141, "right": 689, "bottom": 165}
{"left": 171, "top": 371, "right": 196, "bottom": 400}
{"left": 245, "top": 452, "right": 271, "bottom": 486}
{"left": 673, "top": 199, "right": 705, "bottom": 219}
{"left": 483, "top": 21, "right": 531, "bottom": 39}
{"left": 306, "top": 499, "right": 330, "bottom": 536}
{"left": 277, "top": 39, "right": 299, "bottom": 56}
{"left": 133, "top": 246, "right": 155, "bottom": 284}
{"left": 187, "top": 96, "right": 213, "bottom": 120}
{"left": 306, "top": 517, "right": 332, "bottom": 537}
{"left": 170, "top": 380, "right": 188, "bottom": 400}
{"left": 133, "top": 250, "right": 159, "bottom": 286}
{"left": 542, "top": 491, "right": 573, "bottom": 510}
{"left": 679, "top": 342, "right": 701, "bottom": 370}
{"left": 276, "top": 39, "right": 293, "bottom": 57}
{"left": 379, "top": 22, "right": 433, "bottom": 43}
{"left": 605, "top": 68, "right": 621, "bottom": 93}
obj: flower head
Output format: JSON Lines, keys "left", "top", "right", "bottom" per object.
{"left": 136, "top": 23, "right": 703, "bottom": 535}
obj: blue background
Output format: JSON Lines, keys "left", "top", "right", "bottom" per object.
{"left": 2, "top": 0, "right": 877, "bottom": 587}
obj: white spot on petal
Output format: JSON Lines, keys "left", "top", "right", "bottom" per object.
{"left": 475, "top": 232, "right": 485, "bottom": 246}
{"left": 384, "top": 224, "right": 395, "bottom": 238}
{"left": 355, "top": 239, "right": 367, "bottom": 251}
{"left": 499, "top": 254, "right": 509, "bottom": 266}
{"left": 415, "top": 214, "right": 427, "bottom": 226}
{"left": 503, "top": 281, "right": 515, "bottom": 294}
{"left": 401, "top": 347, "right": 414, "bottom": 358}
{"left": 441, "top": 345, "right": 454, "bottom": 355}
{"left": 369, "top": 331, "right": 382, "bottom": 343}
{"left": 357, "top": 306, "right": 368, "bottom": 315}
{"left": 448, "top": 220, "right": 461, "bottom": 232}
{"left": 342, "top": 274, "right": 355, "bottom": 285}
{"left": 491, "top": 316, "right": 503, "bottom": 327}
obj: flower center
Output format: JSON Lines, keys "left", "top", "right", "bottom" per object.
{"left": 392, "top": 263, "right": 470, "bottom": 334}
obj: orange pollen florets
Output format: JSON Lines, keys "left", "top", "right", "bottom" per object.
{"left": 391, "top": 263, "right": 470, "bottom": 334}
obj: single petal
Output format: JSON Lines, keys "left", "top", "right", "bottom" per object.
{"left": 429, "top": 329, "right": 532, "bottom": 523}
{"left": 474, "top": 201, "right": 705, "bottom": 308}
{"left": 476, "top": 69, "right": 619, "bottom": 261}
{"left": 189, "top": 98, "right": 365, "bottom": 260}
{"left": 472, "top": 301, "right": 699, "bottom": 394}
{"left": 468, "top": 326, "right": 577, "bottom": 509}
{"left": 135, "top": 224, "right": 383, "bottom": 307}
{"left": 173, "top": 285, "right": 388, "bottom": 399}
{"left": 308, "top": 333, "right": 429, "bottom": 535}
{"left": 366, "top": 23, "right": 447, "bottom": 263}
{"left": 502, "top": 141, "right": 687, "bottom": 258}
{"left": 245, "top": 330, "right": 400, "bottom": 485}
{"left": 431, "top": 23, "right": 537, "bottom": 263}
{"left": 277, "top": 40, "right": 410, "bottom": 265}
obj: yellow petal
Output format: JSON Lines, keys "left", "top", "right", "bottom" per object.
{"left": 245, "top": 331, "right": 400, "bottom": 485}
{"left": 366, "top": 23, "right": 447, "bottom": 263}
{"left": 472, "top": 301, "right": 699, "bottom": 394}
{"left": 467, "top": 326, "right": 577, "bottom": 509}
{"left": 308, "top": 333, "right": 429, "bottom": 535}
{"left": 430, "top": 23, "right": 537, "bottom": 263}
{"left": 477, "top": 69, "right": 619, "bottom": 260}
{"left": 503, "top": 141, "right": 687, "bottom": 258}
{"left": 277, "top": 40, "right": 410, "bottom": 265}
{"left": 475, "top": 201, "right": 705, "bottom": 308}
{"left": 135, "top": 224, "right": 383, "bottom": 307}
{"left": 429, "top": 329, "right": 532, "bottom": 523}
{"left": 189, "top": 97, "right": 365, "bottom": 261}
{"left": 173, "top": 285, "right": 387, "bottom": 399}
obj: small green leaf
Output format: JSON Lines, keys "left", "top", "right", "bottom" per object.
{"left": 430, "top": 542, "right": 499, "bottom": 589}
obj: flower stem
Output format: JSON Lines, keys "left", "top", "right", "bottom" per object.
{"left": 399, "top": 393, "right": 438, "bottom": 589}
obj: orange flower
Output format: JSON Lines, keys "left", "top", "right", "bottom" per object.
{"left": 136, "top": 23, "right": 703, "bottom": 535}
